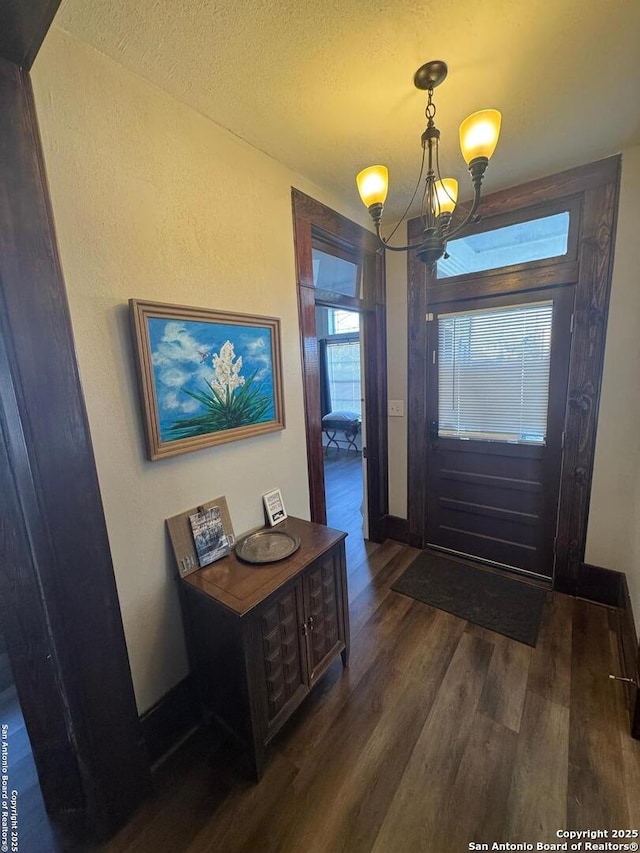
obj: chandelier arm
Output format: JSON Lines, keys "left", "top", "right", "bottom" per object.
{"left": 374, "top": 225, "right": 424, "bottom": 253}
{"left": 443, "top": 183, "right": 482, "bottom": 242}
{"left": 385, "top": 144, "right": 427, "bottom": 243}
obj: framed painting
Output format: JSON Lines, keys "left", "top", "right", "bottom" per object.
{"left": 129, "top": 299, "right": 285, "bottom": 460}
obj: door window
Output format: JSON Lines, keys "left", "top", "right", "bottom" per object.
{"left": 438, "top": 301, "right": 553, "bottom": 443}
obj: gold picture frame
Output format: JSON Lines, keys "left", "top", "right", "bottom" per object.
{"left": 130, "top": 299, "right": 285, "bottom": 460}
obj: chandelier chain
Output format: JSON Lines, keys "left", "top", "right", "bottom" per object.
{"left": 425, "top": 88, "right": 436, "bottom": 125}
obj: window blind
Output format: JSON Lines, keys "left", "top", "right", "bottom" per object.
{"left": 438, "top": 301, "right": 553, "bottom": 443}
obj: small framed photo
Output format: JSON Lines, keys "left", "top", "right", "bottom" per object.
{"left": 263, "top": 488, "right": 287, "bottom": 526}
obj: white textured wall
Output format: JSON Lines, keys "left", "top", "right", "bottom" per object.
{"left": 586, "top": 146, "right": 640, "bottom": 628}
{"left": 31, "top": 26, "right": 368, "bottom": 713}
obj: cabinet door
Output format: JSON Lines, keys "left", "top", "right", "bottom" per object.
{"left": 303, "top": 549, "right": 346, "bottom": 682}
{"left": 259, "top": 581, "right": 308, "bottom": 725}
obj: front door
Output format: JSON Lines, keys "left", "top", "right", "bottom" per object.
{"left": 425, "top": 287, "right": 573, "bottom": 578}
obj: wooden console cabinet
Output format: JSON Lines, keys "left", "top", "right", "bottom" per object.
{"left": 179, "top": 516, "right": 349, "bottom": 778}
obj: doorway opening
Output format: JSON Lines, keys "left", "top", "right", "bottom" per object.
{"left": 315, "top": 305, "right": 367, "bottom": 565}
{"left": 292, "top": 188, "right": 388, "bottom": 546}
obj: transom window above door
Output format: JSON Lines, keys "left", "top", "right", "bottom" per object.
{"left": 436, "top": 211, "right": 571, "bottom": 279}
{"left": 438, "top": 300, "right": 553, "bottom": 444}
{"left": 312, "top": 247, "right": 362, "bottom": 297}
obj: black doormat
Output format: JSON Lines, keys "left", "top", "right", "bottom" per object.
{"left": 391, "top": 552, "right": 547, "bottom": 646}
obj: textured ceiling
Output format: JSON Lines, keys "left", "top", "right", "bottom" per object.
{"left": 54, "top": 0, "right": 640, "bottom": 217}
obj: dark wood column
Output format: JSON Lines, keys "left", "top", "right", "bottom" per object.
{"left": 0, "top": 58, "right": 150, "bottom": 838}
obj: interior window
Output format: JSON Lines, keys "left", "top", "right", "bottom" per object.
{"left": 437, "top": 211, "right": 571, "bottom": 279}
{"left": 325, "top": 336, "right": 361, "bottom": 415}
{"left": 312, "top": 247, "right": 361, "bottom": 297}
{"left": 328, "top": 308, "right": 360, "bottom": 334}
{"left": 438, "top": 300, "right": 553, "bottom": 443}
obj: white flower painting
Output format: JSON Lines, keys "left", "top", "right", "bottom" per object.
{"left": 130, "top": 303, "right": 284, "bottom": 459}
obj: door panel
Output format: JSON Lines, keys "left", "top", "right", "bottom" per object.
{"left": 303, "top": 554, "right": 344, "bottom": 681}
{"left": 426, "top": 287, "right": 573, "bottom": 578}
{"left": 260, "top": 583, "right": 308, "bottom": 723}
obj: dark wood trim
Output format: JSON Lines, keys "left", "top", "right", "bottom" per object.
{"left": 576, "top": 562, "right": 624, "bottom": 607}
{"left": 139, "top": 676, "right": 201, "bottom": 767}
{"left": 407, "top": 218, "right": 429, "bottom": 550}
{"left": 615, "top": 572, "right": 640, "bottom": 739}
{"left": 427, "top": 260, "right": 579, "bottom": 305}
{"left": 471, "top": 156, "right": 620, "bottom": 219}
{"left": 384, "top": 514, "right": 410, "bottom": 544}
{"left": 0, "top": 0, "right": 61, "bottom": 69}
{"left": 314, "top": 289, "right": 365, "bottom": 311}
{"left": 406, "top": 156, "right": 621, "bottom": 590}
{"left": 0, "top": 322, "right": 85, "bottom": 818}
{"left": 580, "top": 564, "right": 640, "bottom": 740}
{"left": 555, "top": 172, "right": 622, "bottom": 592}
{"left": 292, "top": 188, "right": 388, "bottom": 542}
{"left": 0, "top": 59, "right": 150, "bottom": 839}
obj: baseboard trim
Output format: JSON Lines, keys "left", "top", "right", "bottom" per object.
{"left": 578, "top": 562, "right": 639, "bottom": 739}
{"left": 576, "top": 562, "right": 624, "bottom": 607}
{"left": 384, "top": 514, "right": 409, "bottom": 545}
{"left": 139, "top": 675, "right": 201, "bottom": 766}
{"left": 618, "top": 573, "right": 640, "bottom": 738}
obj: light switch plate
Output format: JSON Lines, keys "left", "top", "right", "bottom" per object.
{"left": 388, "top": 400, "right": 404, "bottom": 417}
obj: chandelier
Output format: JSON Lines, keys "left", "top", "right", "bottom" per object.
{"left": 356, "top": 60, "right": 501, "bottom": 268}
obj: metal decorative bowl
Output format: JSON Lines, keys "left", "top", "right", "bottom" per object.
{"left": 235, "top": 529, "right": 301, "bottom": 564}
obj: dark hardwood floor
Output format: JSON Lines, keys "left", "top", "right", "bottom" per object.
{"left": 7, "top": 458, "right": 639, "bottom": 850}
{"left": 97, "top": 537, "right": 640, "bottom": 853}
{"left": 324, "top": 448, "right": 371, "bottom": 569}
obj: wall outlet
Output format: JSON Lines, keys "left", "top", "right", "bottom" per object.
{"left": 388, "top": 400, "right": 404, "bottom": 417}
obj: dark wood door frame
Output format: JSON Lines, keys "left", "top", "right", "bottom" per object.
{"left": 0, "top": 56, "right": 150, "bottom": 839}
{"left": 407, "top": 156, "right": 622, "bottom": 593}
{"left": 292, "top": 189, "right": 389, "bottom": 543}
{"left": 0, "top": 0, "right": 61, "bottom": 69}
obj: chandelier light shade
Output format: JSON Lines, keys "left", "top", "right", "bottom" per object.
{"left": 355, "top": 60, "right": 502, "bottom": 268}
{"left": 435, "top": 178, "right": 458, "bottom": 215}
{"left": 459, "top": 109, "right": 502, "bottom": 164}
{"left": 356, "top": 165, "right": 389, "bottom": 208}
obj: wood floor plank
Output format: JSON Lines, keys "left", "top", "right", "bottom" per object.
{"left": 505, "top": 689, "right": 570, "bottom": 841}
{"left": 477, "top": 634, "right": 532, "bottom": 732}
{"left": 372, "top": 631, "right": 494, "bottom": 853}
{"left": 434, "top": 712, "right": 518, "bottom": 850}
{"left": 527, "top": 591, "right": 572, "bottom": 707}
{"left": 349, "top": 544, "right": 420, "bottom": 637}
{"left": 568, "top": 598, "right": 630, "bottom": 829}
{"left": 347, "top": 539, "right": 405, "bottom": 603}
{"left": 183, "top": 751, "right": 299, "bottom": 853}
{"left": 326, "top": 608, "right": 468, "bottom": 853}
